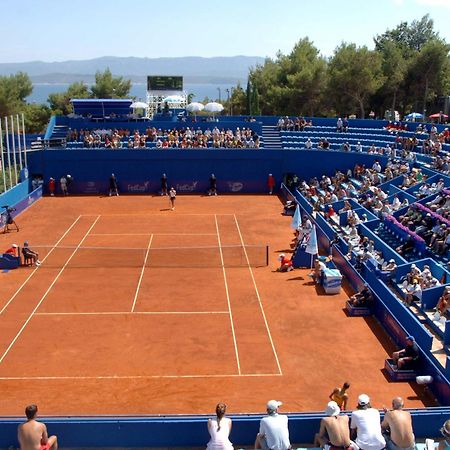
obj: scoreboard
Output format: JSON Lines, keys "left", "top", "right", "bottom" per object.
{"left": 147, "top": 76, "right": 183, "bottom": 91}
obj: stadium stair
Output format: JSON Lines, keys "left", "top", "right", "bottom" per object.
{"left": 47, "top": 124, "right": 68, "bottom": 148}
{"left": 262, "top": 125, "right": 282, "bottom": 149}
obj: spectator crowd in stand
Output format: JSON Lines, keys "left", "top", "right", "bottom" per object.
{"left": 66, "top": 126, "right": 260, "bottom": 149}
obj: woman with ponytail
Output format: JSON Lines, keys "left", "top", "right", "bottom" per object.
{"left": 206, "top": 402, "right": 233, "bottom": 450}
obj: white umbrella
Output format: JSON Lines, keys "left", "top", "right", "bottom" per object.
{"left": 186, "top": 102, "right": 204, "bottom": 113}
{"left": 130, "top": 101, "right": 149, "bottom": 109}
{"left": 162, "top": 95, "right": 184, "bottom": 103}
{"left": 204, "top": 102, "right": 224, "bottom": 113}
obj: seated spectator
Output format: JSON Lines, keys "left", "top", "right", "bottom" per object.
{"left": 18, "top": 404, "right": 58, "bottom": 450}
{"left": 392, "top": 336, "right": 420, "bottom": 370}
{"left": 376, "top": 259, "right": 397, "bottom": 280}
{"left": 4, "top": 243, "right": 19, "bottom": 256}
{"left": 350, "top": 394, "right": 385, "bottom": 450}
{"left": 22, "top": 242, "right": 41, "bottom": 266}
{"left": 381, "top": 397, "right": 415, "bottom": 450}
{"left": 277, "top": 254, "right": 294, "bottom": 272}
{"left": 434, "top": 287, "right": 450, "bottom": 320}
{"left": 255, "top": 400, "right": 290, "bottom": 450}
{"left": 309, "top": 257, "right": 327, "bottom": 284}
{"left": 314, "top": 401, "right": 353, "bottom": 450}
{"left": 206, "top": 403, "right": 233, "bottom": 450}
{"left": 438, "top": 419, "right": 450, "bottom": 450}
{"left": 396, "top": 236, "right": 415, "bottom": 256}
{"left": 403, "top": 279, "right": 422, "bottom": 305}
{"left": 329, "top": 382, "right": 350, "bottom": 410}
{"left": 348, "top": 287, "right": 373, "bottom": 307}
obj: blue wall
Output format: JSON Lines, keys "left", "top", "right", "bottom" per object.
{"left": 0, "top": 408, "right": 449, "bottom": 448}
{"left": 27, "top": 149, "right": 386, "bottom": 195}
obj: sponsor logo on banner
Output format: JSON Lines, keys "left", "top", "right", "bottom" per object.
{"left": 227, "top": 181, "right": 243, "bottom": 192}
{"left": 127, "top": 181, "right": 149, "bottom": 192}
{"left": 83, "top": 181, "right": 100, "bottom": 194}
{"left": 176, "top": 181, "right": 198, "bottom": 192}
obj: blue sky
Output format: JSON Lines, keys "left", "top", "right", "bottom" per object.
{"left": 0, "top": 0, "right": 449, "bottom": 63}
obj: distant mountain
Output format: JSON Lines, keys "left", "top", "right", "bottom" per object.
{"left": 0, "top": 56, "right": 265, "bottom": 84}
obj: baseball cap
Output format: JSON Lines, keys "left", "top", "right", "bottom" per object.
{"left": 325, "top": 401, "right": 340, "bottom": 416}
{"left": 406, "top": 335, "right": 415, "bottom": 342}
{"left": 267, "top": 400, "right": 282, "bottom": 411}
{"left": 12, "top": 244, "right": 18, "bottom": 248}
{"left": 24, "top": 241, "right": 29, "bottom": 247}
{"left": 389, "top": 259, "right": 395, "bottom": 263}
{"left": 358, "top": 394, "right": 370, "bottom": 406}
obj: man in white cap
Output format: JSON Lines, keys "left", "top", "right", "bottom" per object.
{"left": 350, "top": 394, "right": 385, "bottom": 450}
{"left": 314, "top": 401, "right": 352, "bottom": 449}
{"left": 255, "top": 400, "right": 291, "bottom": 450}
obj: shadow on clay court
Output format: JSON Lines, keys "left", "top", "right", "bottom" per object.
{"left": 276, "top": 249, "right": 294, "bottom": 254}
{"left": 287, "top": 276, "right": 305, "bottom": 281}
{"left": 160, "top": 208, "right": 172, "bottom": 211}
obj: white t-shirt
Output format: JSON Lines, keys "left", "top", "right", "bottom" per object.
{"left": 351, "top": 408, "right": 385, "bottom": 450}
{"left": 259, "top": 413, "right": 291, "bottom": 450}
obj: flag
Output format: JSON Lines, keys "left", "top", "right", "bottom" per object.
{"left": 291, "top": 204, "right": 302, "bottom": 229}
{"left": 305, "top": 225, "right": 318, "bottom": 255}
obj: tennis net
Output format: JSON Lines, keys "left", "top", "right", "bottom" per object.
{"left": 29, "top": 244, "right": 269, "bottom": 269}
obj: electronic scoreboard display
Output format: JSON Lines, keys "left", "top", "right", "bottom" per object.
{"left": 147, "top": 76, "right": 183, "bottom": 91}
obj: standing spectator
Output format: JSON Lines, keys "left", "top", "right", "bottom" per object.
{"left": 438, "top": 419, "right": 450, "bottom": 450}
{"left": 268, "top": 174, "right": 276, "bottom": 195}
{"left": 209, "top": 173, "right": 217, "bottom": 196}
{"left": 255, "top": 400, "right": 291, "bottom": 450}
{"left": 60, "top": 175, "right": 68, "bottom": 196}
{"left": 350, "top": 394, "right": 385, "bottom": 450}
{"left": 206, "top": 402, "right": 233, "bottom": 450}
{"left": 160, "top": 173, "right": 168, "bottom": 196}
{"left": 381, "top": 397, "right": 415, "bottom": 450}
{"left": 314, "top": 401, "right": 352, "bottom": 449}
{"left": 169, "top": 187, "right": 177, "bottom": 210}
{"left": 18, "top": 404, "right": 58, "bottom": 450}
{"left": 109, "top": 173, "right": 119, "bottom": 197}
{"left": 48, "top": 178, "right": 55, "bottom": 197}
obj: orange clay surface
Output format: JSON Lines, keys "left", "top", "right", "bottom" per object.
{"left": 0, "top": 195, "right": 436, "bottom": 417}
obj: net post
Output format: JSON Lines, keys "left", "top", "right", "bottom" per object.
{"left": 266, "top": 245, "right": 269, "bottom": 266}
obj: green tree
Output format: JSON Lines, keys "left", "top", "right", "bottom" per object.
{"left": 48, "top": 81, "right": 90, "bottom": 115}
{"left": 374, "top": 15, "right": 439, "bottom": 57}
{"left": 0, "top": 72, "right": 33, "bottom": 117}
{"left": 328, "top": 43, "right": 384, "bottom": 118}
{"left": 404, "top": 39, "right": 450, "bottom": 116}
{"left": 229, "top": 83, "right": 247, "bottom": 115}
{"left": 23, "top": 103, "right": 51, "bottom": 133}
{"left": 90, "top": 68, "right": 131, "bottom": 98}
{"left": 249, "top": 38, "right": 327, "bottom": 115}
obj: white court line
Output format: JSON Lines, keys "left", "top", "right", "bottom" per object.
{"left": 90, "top": 233, "right": 217, "bottom": 236}
{"left": 0, "top": 373, "right": 282, "bottom": 381}
{"left": 131, "top": 233, "right": 152, "bottom": 312}
{"left": 0, "top": 215, "right": 82, "bottom": 316}
{"left": 35, "top": 311, "right": 229, "bottom": 316}
{"left": 233, "top": 214, "right": 283, "bottom": 375}
{"left": 0, "top": 216, "right": 100, "bottom": 365}
{"left": 214, "top": 214, "right": 241, "bottom": 376}
{"left": 82, "top": 213, "right": 234, "bottom": 217}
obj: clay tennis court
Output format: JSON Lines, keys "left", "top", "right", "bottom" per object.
{"left": 0, "top": 195, "right": 435, "bottom": 416}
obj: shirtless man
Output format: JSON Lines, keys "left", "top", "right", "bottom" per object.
{"left": 18, "top": 404, "right": 58, "bottom": 450}
{"left": 314, "top": 401, "right": 352, "bottom": 449}
{"left": 381, "top": 397, "right": 415, "bottom": 450}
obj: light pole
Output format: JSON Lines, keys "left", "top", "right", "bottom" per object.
{"left": 217, "top": 87, "right": 221, "bottom": 103}
{"left": 226, "top": 89, "right": 230, "bottom": 115}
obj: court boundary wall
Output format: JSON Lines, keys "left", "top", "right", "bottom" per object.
{"left": 0, "top": 408, "right": 449, "bottom": 448}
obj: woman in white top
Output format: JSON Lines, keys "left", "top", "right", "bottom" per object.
{"left": 206, "top": 403, "right": 233, "bottom": 450}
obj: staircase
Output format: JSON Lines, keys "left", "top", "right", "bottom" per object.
{"left": 262, "top": 125, "right": 282, "bottom": 149}
{"left": 47, "top": 125, "right": 68, "bottom": 148}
